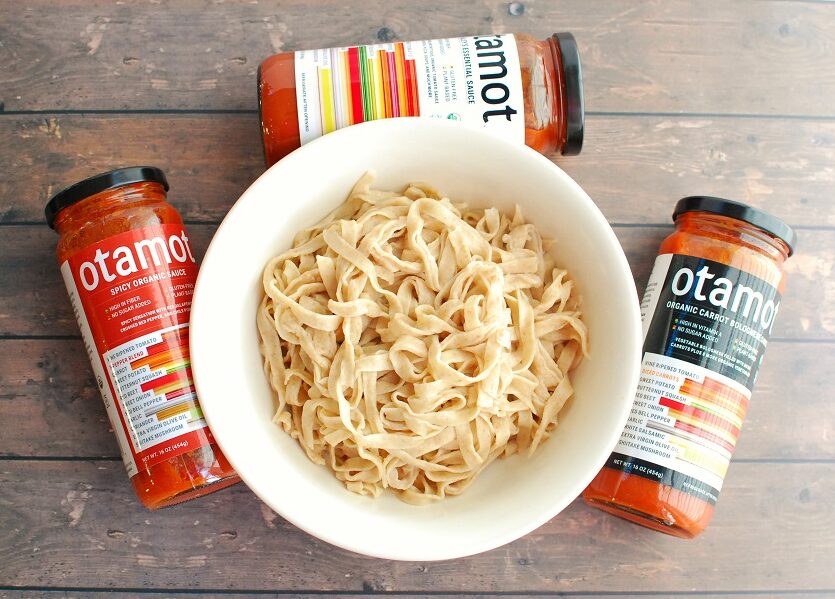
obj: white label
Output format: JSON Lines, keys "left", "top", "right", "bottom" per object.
{"left": 103, "top": 325, "right": 208, "bottom": 456}
{"left": 616, "top": 352, "right": 750, "bottom": 498}
{"left": 61, "top": 261, "right": 138, "bottom": 476}
{"left": 639, "top": 253, "right": 672, "bottom": 339}
{"left": 294, "top": 35, "right": 525, "bottom": 145}
{"left": 59, "top": 225, "right": 212, "bottom": 476}
{"left": 605, "top": 253, "right": 778, "bottom": 505}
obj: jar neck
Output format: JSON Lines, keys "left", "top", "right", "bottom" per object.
{"left": 674, "top": 212, "right": 791, "bottom": 265}
{"left": 53, "top": 182, "right": 168, "bottom": 235}
{"left": 544, "top": 35, "right": 568, "bottom": 153}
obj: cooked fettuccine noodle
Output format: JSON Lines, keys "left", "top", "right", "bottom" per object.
{"left": 257, "top": 175, "right": 588, "bottom": 504}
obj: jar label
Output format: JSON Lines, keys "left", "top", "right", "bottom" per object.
{"left": 607, "top": 253, "right": 781, "bottom": 504}
{"left": 294, "top": 35, "right": 525, "bottom": 145}
{"left": 60, "top": 224, "right": 212, "bottom": 477}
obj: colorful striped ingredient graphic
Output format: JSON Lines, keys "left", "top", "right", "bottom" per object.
{"left": 317, "top": 42, "right": 421, "bottom": 133}
{"left": 645, "top": 375, "right": 747, "bottom": 477}
{"left": 131, "top": 328, "right": 202, "bottom": 425}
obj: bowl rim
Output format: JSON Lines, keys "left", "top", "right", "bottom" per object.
{"left": 191, "top": 118, "right": 642, "bottom": 560}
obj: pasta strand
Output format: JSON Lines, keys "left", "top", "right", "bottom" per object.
{"left": 258, "top": 176, "right": 588, "bottom": 504}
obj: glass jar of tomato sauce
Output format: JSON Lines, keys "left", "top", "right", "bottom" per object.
{"left": 46, "top": 167, "right": 240, "bottom": 509}
{"left": 583, "top": 196, "right": 796, "bottom": 538}
{"left": 258, "top": 32, "right": 584, "bottom": 165}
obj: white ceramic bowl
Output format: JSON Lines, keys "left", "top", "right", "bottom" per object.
{"left": 191, "top": 118, "right": 641, "bottom": 561}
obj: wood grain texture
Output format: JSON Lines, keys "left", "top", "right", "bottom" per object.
{"left": 3, "top": 595, "right": 834, "bottom": 599}
{"left": 1, "top": 1, "right": 834, "bottom": 115}
{"left": 1, "top": 338, "right": 832, "bottom": 461}
{"left": 0, "top": 461, "right": 833, "bottom": 592}
{"left": 1, "top": 224, "right": 831, "bottom": 340}
{"left": 0, "top": 224, "right": 214, "bottom": 338}
{"left": 0, "top": 115, "right": 263, "bottom": 225}
{"left": 1, "top": 0, "right": 834, "bottom": 596}
{"left": 1, "top": 113, "right": 834, "bottom": 227}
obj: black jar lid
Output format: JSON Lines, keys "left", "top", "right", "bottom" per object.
{"left": 553, "top": 32, "right": 584, "bottom": 156}
{"left": 673, "top": 196, "right": 797, "bottom": 256}
{"left": 45, "top": 166, "right": 169, "bottom": 229}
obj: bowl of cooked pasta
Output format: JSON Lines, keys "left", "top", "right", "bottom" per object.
{"left": 190, "top": 118, "right": 641, "bottom": 560}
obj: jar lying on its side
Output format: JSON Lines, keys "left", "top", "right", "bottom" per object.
{"left": 46, "top": 167, "right": 240, "bottom": 509}
{"left": 258, "top": 32, "right": 584, "bottom": 165}
{"left": 583, "top": 196, "right": 796, "bottom": 538}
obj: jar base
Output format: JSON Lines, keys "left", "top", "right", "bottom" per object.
{"left": 142, "top": 474, "right": 241, "bottom": 510}
{"left": 583, "top": 496, "right": 698, "bottom": 539}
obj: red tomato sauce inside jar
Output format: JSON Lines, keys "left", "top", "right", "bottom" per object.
{"left": 47, "top": 167, "right": 239, "bottom": 509}
{"left": 258, "top": 33, "right": 584, "bottom": 165}
{"left": 583, "top": 196, "right": 795, "bottom": 538}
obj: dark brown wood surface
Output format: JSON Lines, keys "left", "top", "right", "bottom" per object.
{"left": 3, "top": 114, "right": 835, "bottom": 227}
{"left": 1, "top": 462, "right": 833, "bottom": 593}
{"left": 1, "top": 0, "right": 834, "bottom": 597}
{"left": 2, "top": 596, "right": 833, "bottom": 599}
{"left": 2, "top": 0, "right": 834, "bottom": 115}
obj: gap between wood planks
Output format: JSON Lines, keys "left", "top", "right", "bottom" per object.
{"left": 1, "top": 586, "right": 834, "bottom": 596}
{"left": 4, "top": 109, "right": 835, "bottom": 120}
{"left": 26, "top": 451, "right": 835, "bottom": 466}
{"left": 3, "top": 111, "right": 833, "bottom": 227}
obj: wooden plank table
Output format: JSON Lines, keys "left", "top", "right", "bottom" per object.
{"left": 1, "top": 1, "right": 834, "bottom": 596}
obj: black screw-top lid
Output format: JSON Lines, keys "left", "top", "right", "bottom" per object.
{"left": 45, "top": 166, "right": 169, "bottom": 229}
{"left": 553, "top": 32, "right": 584, "bottom": 156}
{"left": 673, "top": 196, "right": 797, "bottom": 256}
